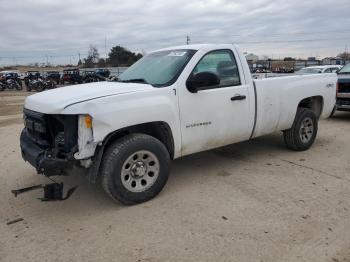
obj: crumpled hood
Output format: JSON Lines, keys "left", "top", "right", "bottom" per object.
{"left": 24, "top": 82, "right": 153, "bottom": 114}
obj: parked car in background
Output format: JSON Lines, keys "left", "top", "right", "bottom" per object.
{"left": 45, "top": 71, "right": 61, "bottom": 84}
{"left": 24, "top": 71, "right": 41, "bottom": 81}
{"left": 18, "top": 72, "right": 26, "bottom": 80}
{"left": 24, "top": 71, "right": 41, "bottom": 90}
{"left": 96, "top": 68, "right": 110, "bottom": 78}
{"left": 20, "top": 44, "right": 336, "bottom": 204}
{"left": 61, "top": 69, "right": 82, "bottom": 84}
{"left": 333, "top": 63, "right": 350, "bottom": 114}
{"left": 296, "top": 65, "right": 342, "bottom": 75}
{"left": 0, "top": 71, "right": 22, "bottom": 91}
{"left": 81, "top": 70, "right": 103, "bottom": 83}
{"left": 1, "top": 71, "right": 20, "bottom": 80}
{"left": 0, "top": 72, "right": 7, "bottom": 91}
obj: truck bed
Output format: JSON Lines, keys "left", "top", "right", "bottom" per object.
{"left": 252, "top": 74, "right": 337, "bottom": 138}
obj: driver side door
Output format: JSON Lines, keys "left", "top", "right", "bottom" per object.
{"left": 178, "top": 49, "right": 253, "bottom": 156}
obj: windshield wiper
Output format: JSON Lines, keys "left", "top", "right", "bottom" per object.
{"left": 121, "top": 78, "right": 149, "bottom": 84}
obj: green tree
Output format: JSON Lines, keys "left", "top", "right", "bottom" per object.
{"left": 108, "top": 46, "right": 142, "bottom": 67}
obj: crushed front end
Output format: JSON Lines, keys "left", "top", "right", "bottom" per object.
{"left": 20, "top": 108, "right": 78, "bottom": 176}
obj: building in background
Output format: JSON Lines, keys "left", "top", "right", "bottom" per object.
{"left": 245, "top": 53, "right": 259, "bottom": 62}
{"left": 293, "top": 57, "right": 321, "bottom": 70}
{"left": 322, "top": 57, "right": 346, "bottom": 65}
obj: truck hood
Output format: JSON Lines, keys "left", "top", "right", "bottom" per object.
{"left": 24, "top": 82, "right": 153, "bottom": 114}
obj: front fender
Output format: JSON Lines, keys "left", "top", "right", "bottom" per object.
{"left": 62, "top": 87, "right": 181, "bottom": 158}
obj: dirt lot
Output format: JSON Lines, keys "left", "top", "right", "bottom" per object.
{"left": 1, "top": 91, "right": 350, "bottom": 262}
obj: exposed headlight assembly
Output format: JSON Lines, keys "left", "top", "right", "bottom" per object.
{"left": 74, "top": 115, "right": 96, "bottom": 161}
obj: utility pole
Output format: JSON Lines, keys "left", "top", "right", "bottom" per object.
{"left": 186, "top": 35, "right": 190, "bottom": 45}
{"left": 78, "top": 52, "right": 81, "bottom": 65}
{"left": 105, "top": 36, "right": 107, "bottom": 59}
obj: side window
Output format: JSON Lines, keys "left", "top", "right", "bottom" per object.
{"left": 191, "top": 50, "right": 241, "bottom": 89}
{"left": 324, "top": 68, "right": 331, "bottom": 73}
{"left": 331, "top": 68, "right": 339, "bottom": 73}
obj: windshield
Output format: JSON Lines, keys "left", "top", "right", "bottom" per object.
{"left": 338, "top": 63, "right": 350, "bottom": 74}
{"left": 296, "top": 68, "right": 322, "bottom": 74}
{"left": 118, "top": 49, "right": 196, "bottom": 87}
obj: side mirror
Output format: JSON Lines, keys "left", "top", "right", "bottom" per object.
{"left": 186, "top": 72, "right": 220, "bottom": 93}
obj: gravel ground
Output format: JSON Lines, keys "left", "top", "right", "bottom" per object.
{"left": 1, "top": 91, "right": 350, "bottom": 262}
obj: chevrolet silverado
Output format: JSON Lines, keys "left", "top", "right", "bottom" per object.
{"left": 20, "top": 44, "right": 337, "bottom": 204}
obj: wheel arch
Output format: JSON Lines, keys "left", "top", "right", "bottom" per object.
{"left": 103, "top": 121, "right": 175, "bottom": 159}
{"left": 297, "top": 96, "right": 324, "bottom": 119}
{"left": 87, "top": 121, "right": 175, "bottom": 183}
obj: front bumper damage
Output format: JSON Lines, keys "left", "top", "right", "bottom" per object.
{"left": 20, "top": 109, "right": 78, "bottom": 176}
{"left": 20, "top": 129, "right": 73, "bottom": 175}
{"left": 16, "top": 109, "right": 80, "bottom": 200}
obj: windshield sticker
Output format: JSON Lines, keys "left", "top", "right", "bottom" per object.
{"left": 168, "top": 51, "right": 186, "bottom": 57}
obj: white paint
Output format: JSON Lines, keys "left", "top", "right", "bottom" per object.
{"left": 24, "top": 44, "right": 337, "bottom": 161}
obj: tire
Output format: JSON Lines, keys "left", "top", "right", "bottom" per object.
{"left": 101, "top": 133, "right": 170, "bottom": 205}
{"left": 283, "top": 108, "right": 318, "bottom": 151}
{"left": 35, "top": 82, "right": 45, "bottom": 92}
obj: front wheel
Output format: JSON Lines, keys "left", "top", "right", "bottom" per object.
{"left": 283, "top": 108, "right": 318, "bottom": 151}
{"left": 101, "top": 134, "right": 170, "bottom": 205}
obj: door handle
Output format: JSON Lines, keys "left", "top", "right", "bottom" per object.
{"left": 231, "top": 95, "right": 246, "bottom": 101}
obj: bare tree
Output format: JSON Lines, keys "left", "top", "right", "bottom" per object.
{"left": 88, "top": 45, "right": 100, "bottom": 63}
{"left": 337, "top": 52, "right": 350, "bottom": 60}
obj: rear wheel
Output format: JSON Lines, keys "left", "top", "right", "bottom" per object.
{"left": 283, "top": 108, "right": 318, "bottom": 151}
{"left": 101, "top": 134, "right": 170, "bottom": 205}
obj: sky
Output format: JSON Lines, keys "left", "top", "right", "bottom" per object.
{"left": 0, "top": 0, "right": 350, "bottom": 65}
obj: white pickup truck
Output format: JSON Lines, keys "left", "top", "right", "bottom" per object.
{"left": 21, "top": 44, "right": 336, "bottom": 204}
